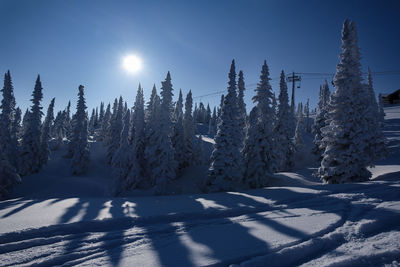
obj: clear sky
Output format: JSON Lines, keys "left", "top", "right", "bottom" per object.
{"left": 1, "top": 0, "right": 399, "bottom": 113}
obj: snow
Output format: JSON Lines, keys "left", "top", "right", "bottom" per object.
{"left": 0, "top": 105, "right": 399, "bottom": 266}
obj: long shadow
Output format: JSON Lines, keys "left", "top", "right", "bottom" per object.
{"left": 0, "top": 199, "right": 44, "bottom": 218}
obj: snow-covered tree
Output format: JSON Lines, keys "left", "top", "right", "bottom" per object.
{"left": 70, "top": 85, "right": 90, "bottom": 175}
{"left": 39, "top": 98, "right": 55, "bottom": 166}
{"left": 153, "top": 72, "right": 177, "bottom": 194}
{"left": 318, "top": 19, "right": 372, "bottom": 183}
{"left": 112, "top": 110, "right": 141, "bottom": 194}
{"left": 53, "top": 110, "right": 66, "bottom": 149}
{"left": 20, "top": 75, "right": 44, "bottom": 176}
{"left": 100, "top": 103, "right": 111, "bottom": 141}
{"left": 364, "top": 68, "right": 387, "bottom": 162}
{"left": 242, "top": 107, "right": 265, "bottom": 188}
{"left": 131, "top": 84, "right": 146, "bottom": 181}
{"left": 274, "top": 70, "right": 294, "bottom": 171}
{"left": 183, "top": 90, "right": 195, "bottom": 165}
{"left": 0, "top": 71, "right": 18, "bottom": 169}
{"left": 64, "top": 101, "right": 71, "bottom": 140}
{"left": 313, "top": 81, "right": 330, "bottom": 158}
{"left": 172, "top": 89, "right": 186, "bottom": 170}
{"left": 242, "top": 60, "right": 277, "bottom": 187}
{"left": 144, "top": 84, "right": 161, "bottom": 183}
{"left": 237, "top": 70, "right": 247, "bottom": 148}
{"left": 11, "top": 107, "right": 22, "bottom": 145}
{"left": 0, "top": 158, "right": 21, "bottom": 199}
{"left": 21, "top": 108, "right": 29, "bottom": 137}
{"left": 107, "top": 96, "right": 123, "bottom": 164}
{"left": 206, "top": 60, "right": 243, "bottom": 192}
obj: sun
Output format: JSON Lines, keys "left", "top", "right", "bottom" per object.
{"left": 122, "top": 54, "right": 142, "bottom": 73}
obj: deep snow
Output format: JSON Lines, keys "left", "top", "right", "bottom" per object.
{"left": 0, "top": 106, "right": 399, "bottom": 266}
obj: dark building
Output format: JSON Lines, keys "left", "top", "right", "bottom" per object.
{"left": 382, "top": 89, "right": 400, "bottom": 105}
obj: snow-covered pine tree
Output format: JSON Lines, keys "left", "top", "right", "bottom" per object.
{"left": 205, "top": 104, "right": 211, "bottom": 125}
{"left": 172, "top": 89, "right": 186, "bottom": 170}
{"left": 20, "top": 75, "right": 44, "bottom": 176}
{"left": 364, "top": 68, "right": 387, "bottom": 162}
{"left": 274, "top": 70, "right": 294, "bottom": 171}
{"left": 0, "top": 158, "right": 21, "bottom": 199}
{"left": 183, "top": 90, "right": 195, "bottom": 166}
{"left": 242, "top": 107, "right": 265, "bottom": 188}
{"left": 99, "top": 102, "right": 105, "bottom": 124}
{"left": 89, "top": 108, "right": 96, "bottom": 135}
{"left": 0, "top": 71, "right": 18, "bottom": 169}
{"left": 206, "top": 60, "right": 243, "bottom": 192}
{"left": 53, "top": 110, "right": 66, "bottom": 149}
{"left": 217, "top": 94, "right": 224, "bottom": 118}
{"left": 144, "top": 84, "right": 161, "bottom": 183}
{"left": 39, "top": 98, "right": 55, "bottom": 166}
{"left": 106, "top": 96, "right": 123, "bottom": 164}
{"left": 272, "top": 92, "right": 277, "bottom": 127}
{"left": 112, "top": 109, "right": 141, "bottom": 194}
{"left": 100, "top": 103, "right": 111, "bottom": 142}
{"left": 237, "top": 70, "right": 247, "bottom": 148}
{"left": 70, "top": 85, "right": 90, "bottom": 175}
{"left": 312, "top": 81, "right": 330, "bottom": 158}
{"left": 153, "top": 72, "right": 177, "bottom": 194}
{"left": 131, "top": 83, "right": 146, "bottom": 184}
{"left": 318, "top": 19, "right": 372, "bottom": 183}
{"left": 242, "top": 60, "right": 277, "bottom": 188}
{"left": 64, "top": 101, "right": 71, "bottom": 140}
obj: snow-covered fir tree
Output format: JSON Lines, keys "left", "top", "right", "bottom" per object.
{"left": 274, "top": 70, "right": 294, "bottom": 171}
{"left": 242, "top": 107, "right": 265, "bottom": 188}
{"left": 106, "top": 96, "right": 123, "bottom": 164}
{"left": 70, "top": 85, "right": 90, "bottom": 175}
{"left": 183, "top": 90, "right": 195, "bottom": 166}
{"left": 20, "top": 75, "right": 44, "bottom": 176}
{"left": 205, "top": 104, "right": 211, "bottom": 125}
{"left": 364, "top": 68, "right": 387, "bottom": 162}
{"left": 153, "top": 72, "right": 177, "bottom": 194}
{"left": 112, "top": 110, "right": 141, "bottom": 195}
{"left": 0, "top": 71, "right": 18, "bottom": 169}
{"left": 312, "top": 81, "right": 330, "bottom": 158}
{"left": 378, "top": 93, "right": 385, "bottom": 128}
{"left": 21, "top": 108, "right": 29, "bottom": 138}
{"left": 242, "top": 60, "right": 277, "bottom": 187}
{"left": 39, "top": 98, "right": 55, "bottom": 166}
{"left": 206, "top": 60, "right": 243, "bottom": 192}
{"left": 53, "top": 110, "right": 66, "bottom": 149}
{"left": 11, "top": 107, "right": 22, "bottom": 147}
{"left": 172, "top": 89, "right": 186, "bottom": 171}
{"left": 237, "top": 70, "right": 247, "bottom": 148}
{"left": 64, "top": 101, "right": 71, "bottom": 140}
{"left": 0, "top": 158, "right": 21, "bottom": 199}
{"left": 318, "top": 19, "right": 372, "bottom": 183}
{"left": 131, "top": 83, "right": 146, "bottom": 185}
{"left": 144, "top": 84, "right": 161, "bottom": 183}
{"left": 100, "top": 103, "right": 111, "bottom": 141}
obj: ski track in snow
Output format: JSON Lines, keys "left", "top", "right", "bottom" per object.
{"left": 0, "top": 106, "right": 399, "bottom": 266}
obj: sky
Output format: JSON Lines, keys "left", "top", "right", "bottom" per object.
{"left": 0, "top": 0, "right": 399, "bottom": 114}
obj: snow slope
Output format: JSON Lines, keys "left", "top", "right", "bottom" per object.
{"left": 0, "top": 106, "right": 399, "bottom": 266}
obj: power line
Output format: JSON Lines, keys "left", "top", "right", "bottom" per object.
{"left": 192, "top": 70, "right": 400, "bottom": 100}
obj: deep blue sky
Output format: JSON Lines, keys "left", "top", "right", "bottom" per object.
{"left": 1, "top": 0, "right": 399, "bottom": 113}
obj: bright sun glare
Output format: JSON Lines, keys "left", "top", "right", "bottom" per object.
{"left": 123, "top": 54, "right": 142, "bottom": 73}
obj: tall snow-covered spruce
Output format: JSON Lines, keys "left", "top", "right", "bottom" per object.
{"left": 242, "top": 60, "right": 277, "bottom": 188}
{"left": 20, "top": 75, "right": 44, "bottom": 176}
{"left": 172, "top": 89, "right": 186, "bottom": 171}
{"left": 106, "top": 96, "right": 123, "bottom": 164}
{"left": 183, "top": 90, "right": 195, "bottom": 166}
{"left": 237, "top": 70, "right": 247, "bottom": 148}
{"left": 318, "top": 19, "right": 372, "bottom": 183}
{"left": 312, "top": 81, "right": 330, "bottom": 158}
{"left": 274, "top": 70, "right": 294, "bottom": 171}
{"left": 0, "top": 70, "right": 20, "bottom": 198}
{"left": 70, "top": 85, "right": 90, "bottom": 175}
{"left": 39, "top": 97, "right": 55, "bottom": 166}
{"left": 206, "top": 60, "right": 243, "bottom": 192}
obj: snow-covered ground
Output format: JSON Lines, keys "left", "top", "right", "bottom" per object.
{"left": 0, "top": 106, "right": 399, "bottom": 266}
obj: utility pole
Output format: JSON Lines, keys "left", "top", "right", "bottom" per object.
{"left": 287, "top": 72, "right": 301, "bottom": 114}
